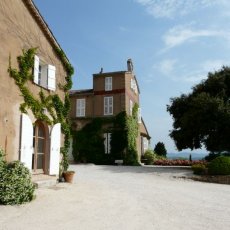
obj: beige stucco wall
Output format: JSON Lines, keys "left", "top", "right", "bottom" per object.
{"left": 0, "top": 0, "right": 66, "bottom": 161}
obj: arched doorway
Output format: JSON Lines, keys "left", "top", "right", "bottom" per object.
{"left": 32, "top": 121, "right": 47, "bottom": 174}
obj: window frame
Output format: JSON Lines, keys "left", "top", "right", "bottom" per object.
{"left": 33, "top": 55, "right": 56, "bottom": 91}
{"left": 105, "top": 76, "right": 112, "bottom": 91}
{"left": 104, "top": 96, "right": 113, "bottom": 115}
{"left": 76, "top": 98, "right": 86, "bottom": 117}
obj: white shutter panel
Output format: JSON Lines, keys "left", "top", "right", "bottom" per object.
{"left": 47, "top": 65, "right": 56, "bottom": 91}
{"left": 108, "top": 77, "right": 112, "bottom": 90}
{"left": 49, "top": 123, "right": 61, "bottom": 175}
{"left": 109, "top": 97, "right": 113, "bottom": 114}
{"left": 138, "top": 108, "right": 142, "bottom": 123}
{"left": 34, "top": 55, "right": 39, "bottom": 84}
{"left": 108, "top": 133, "right": 111, "bottom": 154}
{"left": 20, "top": 114, "right": 33, "bottom": 170}
{"left": 104, "top": 133, "right": 108, "bottom": 153}
{"left": 76, "top": 99, "right": 81, "bottom": 117}
{"left": 130, "top": 100, "right": 133, "bottom": 115}
{"left": 104, "top": 97, "right": 108, "bottom": 115}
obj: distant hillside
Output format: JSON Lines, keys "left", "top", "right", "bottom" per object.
{"left": 167, "top": 152, "right": 207, "bottom": 160}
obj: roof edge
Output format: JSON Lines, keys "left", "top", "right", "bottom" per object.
{"left": 23, "top": 0, "right": 71, "bottom": 65}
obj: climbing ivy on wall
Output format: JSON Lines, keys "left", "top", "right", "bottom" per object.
{"left": 8, "top": 48, "right": 74, "bottom": 172}
{"left": 72, "top": 104, "right": 140, "bottom": 166}
{"left": 125, "top": 103, "right": 139, "bottom": 165}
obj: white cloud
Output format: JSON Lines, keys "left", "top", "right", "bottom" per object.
{"left": 134, "top": 0, "right": 225, "bottom": 18}
{"left": 150, "top": 58, "right": 230, "bottom": 84}
{"left": 158, "top": 59, "right": 177, "bottom": 76}
{"left": 161, "top": 25, "right": 230, "bottom": 51}
{"left": 202, "top": 59, "right": 230, "bottom": 72}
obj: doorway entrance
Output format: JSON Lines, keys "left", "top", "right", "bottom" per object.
{"left": 32, "top": 121, "right": 46, "bottom": 174}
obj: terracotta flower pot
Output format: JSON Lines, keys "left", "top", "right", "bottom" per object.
{"left": 63, "top": 171, "right": 75, "bottom": 183}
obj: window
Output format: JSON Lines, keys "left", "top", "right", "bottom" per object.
{"left": 130, "top": 78, "right": 137, "bottom": 94}
{"left": 142, "top": 137, "right": 149, "bottom": 155}
{"left": 129, "top": 100, "right": 133, "bottom": 115}
{"left": 33, "top": 55, "right": 56, "bottom": 91}
{"left": 104, "top": 133, "right": 111, "bottom": 154}
{"left": 104, "top": 96, "right": 113, "bottom": 115}
{"left": 105, "top": 77, "right": 112, "bottom": 91}
{"left": 76, "top": 99, "right": 86, "bottom": 117}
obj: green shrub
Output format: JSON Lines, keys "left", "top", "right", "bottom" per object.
{"left": 0, "top": 148, "right": 6, "bottom": 169}
{"left": 208, "top": 156, "right": 230, "bottom": 175}
{"left": 192, "top": 164, "right": 207, "bottom": 175}
{"left": 144, "top": 149, "right": 155, "bottom": 165}
{"left": 0, "top": 161, "right": 35, "bottom": 205}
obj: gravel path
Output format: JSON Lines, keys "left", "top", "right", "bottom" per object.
{"left": 1, "top": 164, "right": 230, "bottom": 230}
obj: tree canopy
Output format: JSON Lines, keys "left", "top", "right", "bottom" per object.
{"left": 167, "top": 66, "right": 230, "bottom": 153}
{"left": 154, "top": 142, "right": 167, "bottom": 157}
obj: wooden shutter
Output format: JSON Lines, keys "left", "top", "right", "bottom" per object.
{"left": 108, "top": 97, "right": 113, "bottom": 114}
{"left": 104, "top": 133, "right": 108, "bottom": 153}
{"left": 138, "top": 108, "right": 141, "bottom": 123}
{"left": 20, "top": 114, "right": 33, "bottom": 170}
{"left": 105, "top": 77, "right": 112, "bottom": 91}
{"left": 33, "top": 55, "right": 39, "bottom": 84}
{"left": 47, "top": 65, "right": 56, "bottom": 91}
{"left": 76, "top": 99, "right": 85, "bottom": 117}
{"left": 104, "top": 97, "right": 108, "bottom": 115}
{"left": 108, "top": 133, "right": 111, "bottom": 154}
{"left": 49, "top": 123, "right": 61, "bottom": 175}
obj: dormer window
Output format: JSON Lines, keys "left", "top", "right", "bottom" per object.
{"left": 33, "top": 55, "right": 56, "bottom": 91}
{"left": 105, "top": 76, "right": 112, "bottom": 91}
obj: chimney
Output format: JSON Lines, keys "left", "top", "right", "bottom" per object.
{"left": 127, "top": 58, "right": 133, "bottom": 72}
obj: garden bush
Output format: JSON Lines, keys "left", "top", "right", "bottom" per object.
{"left": 191, "top": 164, "right": 207, "bottom": 175}
{"left": 208, "top": 156, "right": 230, "bottom": 175}
{"left": 143, "top": 149, "right": 155, "bottom": 165}
{"left": 0, "top": 161, "right": 35, "bottom": 205}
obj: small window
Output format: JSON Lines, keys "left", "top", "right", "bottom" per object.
{"left": 105, "top": 77, "right": 112, "bottom": 91}
{"left": 104, "top": 133, "right": 112, "bottom": 154}
{"left": 104, "top": 96, "right": 113, "bottom": 115}
{"left": 33, "top": 55, "right": 56, "bottom": 91}
{"left": 76, "top": 99, "right": 86, "bottom": 117}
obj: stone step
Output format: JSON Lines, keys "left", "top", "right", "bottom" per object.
{"left": 32, "top": 174, "right": 58, "bottom": 188}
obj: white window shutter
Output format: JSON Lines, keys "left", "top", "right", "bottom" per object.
{"left": 105, "top": 77, "right": 112, "bottom": 91}
{"left": 49, "top": 123, "right": 61, "bottom": 175}
{"left": 33, "top": 55, "right": 39, "bottom": 84}
{"left": 109, "top": 97, "right": 113, "bottom": 114}
{"left": 138, "top": 108, "right": 142, "bottom": 123}
{"left": 47, "top": 65, "right": 56, "bottom": 91}
{"left": 104, "top": 97, "right": 108, "bottom": 115}
{"left": 20, "top": 114, "right": 33, "bottom": 170}
{"left": 76, "top": 99, "right": 85, "bottom": 117}
{"left": 108, "top": 133, "right": 111, "bottom": 154}
{"left": 104, "top": 133, "right": 108, "bottom": 153}
{"left": 130, "top": 100, "right": 133, "bottom": 115}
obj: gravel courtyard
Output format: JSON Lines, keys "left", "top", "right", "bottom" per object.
{"left": 1, "top": 164, "right": 230, "bottom": 230}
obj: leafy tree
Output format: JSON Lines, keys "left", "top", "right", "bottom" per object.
{"left": 154, "top": 142, "right": 167, "bottom": 157}
{"left": 167, "top": 66, "right": 230, "bottom": 153}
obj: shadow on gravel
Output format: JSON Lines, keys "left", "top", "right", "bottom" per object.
{"left": 96, "top": 165, "right": 193, "bottom": 177}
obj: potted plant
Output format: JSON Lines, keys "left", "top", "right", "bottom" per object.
{"left": 60, "top": 148, "right": 75, "bottom": 183}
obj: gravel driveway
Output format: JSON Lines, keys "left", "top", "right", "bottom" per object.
{"left": 1, "top": 164, "right": 230, "bottom": 230}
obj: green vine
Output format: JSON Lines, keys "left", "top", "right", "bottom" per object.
{"left": 72, "top": 104, "right": 140, "bottom": 165}
{"left": 8, "top": 48, "right": 74, "bottom": 172}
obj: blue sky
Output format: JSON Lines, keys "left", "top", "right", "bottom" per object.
{"left": 33, "top": 0, "right": 230, "bottom": 153}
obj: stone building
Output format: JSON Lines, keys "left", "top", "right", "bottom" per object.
{"left": 69, "top": 59, "right": 150, "bottom": 162}
{"left": 0, "top": 0, "right": 72, "bottom": 175}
